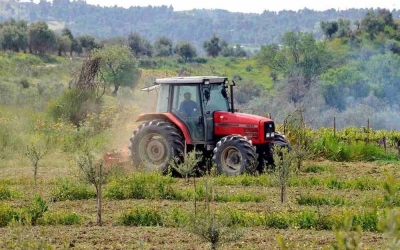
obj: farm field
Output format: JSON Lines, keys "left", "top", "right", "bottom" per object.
{"left": 1, "top": 157, "right": 399, "bottom": 249}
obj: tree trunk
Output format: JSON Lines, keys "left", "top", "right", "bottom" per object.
{"left": 96, "top": 186, "right": 102, "bottom": 226}
{"left": 97, "top": 164, "right": 102, "bottom": 226}
{"left": 281, "top": 184, "right": 286, "bottom": 203}
{"left": 112, "top": 85, "right": 119, "bottom": 95}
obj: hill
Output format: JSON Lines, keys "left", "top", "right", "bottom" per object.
{"left": 1, "top": 0, "right": 400, "bottom": 48}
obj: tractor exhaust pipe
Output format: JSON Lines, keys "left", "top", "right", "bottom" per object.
{"left": 231, "top": 80, "right": 236, "bottom": 113}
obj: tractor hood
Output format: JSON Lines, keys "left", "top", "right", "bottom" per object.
{"left": 213, "top": 111, "right": 275, "bottom": 144}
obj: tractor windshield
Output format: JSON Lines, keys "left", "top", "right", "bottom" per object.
{"left": 204, "top": 84, "right": 229, "bottom": 112}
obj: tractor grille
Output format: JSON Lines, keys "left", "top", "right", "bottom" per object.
{"left": 264, "top": 121, "right": 275, "bottom": 140}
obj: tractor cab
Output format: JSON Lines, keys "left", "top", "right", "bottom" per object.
{"left": 154, "top": 76, "right": 231, "bottom": 144}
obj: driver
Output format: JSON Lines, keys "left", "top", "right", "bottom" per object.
{"left": 179, "top": 92, "right": 198, "bottom": 116}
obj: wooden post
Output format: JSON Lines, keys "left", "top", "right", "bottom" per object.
{"left": 97, "top": 163, "right": 102, "bottom": 226}
{"left": 383, "top": 137, "right": 387, "bottom": 153}
{"left": 367, "top": 118, "right": 370, "bottom": 144}
{"left": 333, "top": 116, "right": 336, "bottom": 137}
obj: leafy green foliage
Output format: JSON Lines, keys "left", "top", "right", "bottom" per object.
{"left": 91, "top": 45, "right": 139, "bottom": 94}
{"left": 175, "top": 41, "right": 197, "bottom": 63}
{"left": 154, "top": 36, "right": 173, "bottom": 57}
{"left": 39, "top": 212, "right": 82, "bottom": 225}
{"left": 118, "top": 206, "right": 164, "bottom": 226}
{"left": 28, "top": 21, "right": 57, "bottom": 54}
{"left": 203, "top": 35, "right": 222, "bottom": 57}
{"left": 0, "top": 204, "right": 14, "bottom": 227}
{"left": 51, "top": 179, "right": 96, "bottom": 201}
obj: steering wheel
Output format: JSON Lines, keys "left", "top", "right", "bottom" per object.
{"left": 172, "top": 108, "right": 187, "bottom": 117}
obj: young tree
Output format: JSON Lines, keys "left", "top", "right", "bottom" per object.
{"left": 175, "top": 41, "right": 197, "bottom": 62}
{"left": 272, "top": 147, "right": 294, "bottom": 203}
{"left": 203, "top": 35, "right": 222, "bottom": 57}
{"left": 25, "top": 144, "right": 47, "bottom": 192}
{"left": 76, "top": 149, "right": 109, "bottom": 226}
{"left": 91, "top": 45, "right": 139, "bottom": 94}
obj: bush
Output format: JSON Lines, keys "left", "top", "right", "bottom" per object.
{"left": 0, "top": 204, "right": 14, "bottom": 227}
{"left": 51, "top": 179, "right": 96, "bottom": 201}
{"left": 47, "top": 88, "right": 99, "bottom": 126}
{"left": 118, "top": 206, "right": 164, "bottom": 226}
{"left": 19, "top": 78, "right": 30, "bottom": 89}
{"left": 193, "top": 57, "right": 207, "bottom": 64}
{"left": 138, "top": 58, "right": 158, "bottom": 68}
{"left": 20, "top": 195, "right": 48, "bottom": 226}
{"left": 0, "top": 184, "right": 12, "bottom": 200}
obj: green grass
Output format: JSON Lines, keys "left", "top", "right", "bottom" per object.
{"left": 296, "top": 194, "right": 346, "bottom": 206}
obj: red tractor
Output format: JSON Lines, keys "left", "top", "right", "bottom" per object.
{"left": 129, "top": 76, "right": 289, "bottom": 175}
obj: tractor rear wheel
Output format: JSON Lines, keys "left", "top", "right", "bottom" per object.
{"left": 129, "top": 120, "right": 184, "bottom": 174}
{"left": 213, "top": 135, "right": 257, "bottom": 176}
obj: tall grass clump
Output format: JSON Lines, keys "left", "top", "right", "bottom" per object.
{"left": 0, "top": 204, "right": 15, "bottom": 227}
{"left": 39, "top": 212, "right": 82, "bottom": 225}
{"left": 51, "top": 178, "right": 96, "bottom": 201}
{"left": 118, "top": 206, "right": 164, "bottom": 226}
{"left": 310, "top": 134, "right": 392, "bottom": 161}
{"left": 105, "top": 172, "right": 178, "bottom": 200}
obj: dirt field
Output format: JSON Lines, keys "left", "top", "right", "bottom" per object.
{"left": 0, "top": 159, "right": 398, "bottom": 249}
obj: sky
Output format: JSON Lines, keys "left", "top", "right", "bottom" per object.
{"left": 80, "top": 0, "right": 399, "bottom": 13}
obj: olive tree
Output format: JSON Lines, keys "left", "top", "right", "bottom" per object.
{"left": 91, "top": 45, "right": 139, "bottom": 94}
{"left": 175, "top": 41, "right": 197, "bottom": 62}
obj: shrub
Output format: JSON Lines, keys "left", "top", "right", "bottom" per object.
{"left": 0, "top": 184, "right": 12, "bottom": 200}
{"left": 19, "top": 78, "right": 30, "bottom": 89}
{"left": 20, "top": 195, "right": 48, "bottom": 226}
{"left": 51, "top": 179, "right": 96, "bottom": 201}
{"left": 118, "top": 206, "right": 164, "bottom": 226}
{"left": 193, "top": 57, "right": 207, "bottom": 64}
{"left": 0, "top": 204, "right": 14, "bottom": 227}
{"left": 265, "top": 213, "right": 290, "bottom": 229}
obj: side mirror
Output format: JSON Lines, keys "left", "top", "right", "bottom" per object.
{"left": 203, "top": 89, "right": 210, "bottom": 101}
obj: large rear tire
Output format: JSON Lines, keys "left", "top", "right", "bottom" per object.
{"left": 129, "top": 120, "right": 184, "bottom": 174}
{"left": 212, "top": 135, "right": 257, "bottom": 176}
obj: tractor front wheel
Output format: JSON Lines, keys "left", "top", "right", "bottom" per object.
{"left": 213, "top": 135, "right": 257, "bottom": 176}
{"left": 129, "top": 120, "right": 184, "bottom": 174}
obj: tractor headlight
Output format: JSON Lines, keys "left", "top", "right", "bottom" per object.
{"left": 264, "top": 121, "right": 275, "bottom": 140}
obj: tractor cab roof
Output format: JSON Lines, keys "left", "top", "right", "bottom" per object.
{"left": 155, "top": 76, "right": 228, "bottom": 85}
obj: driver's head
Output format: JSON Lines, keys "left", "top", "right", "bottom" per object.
{"left": 184, "top": 92, "right": 191, "bottom": 100}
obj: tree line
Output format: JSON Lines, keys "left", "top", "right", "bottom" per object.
{"left": 0, "top": 19, "right": 248, "bottom": 62}
{"left": 2, "top": 0, "right": 400, "bottom": 46}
